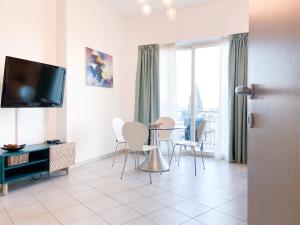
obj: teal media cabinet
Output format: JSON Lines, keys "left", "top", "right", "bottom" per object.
{"left": 0, "top": 143, "right": 75, "bottom": 195}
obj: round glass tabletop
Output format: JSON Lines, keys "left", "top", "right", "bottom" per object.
{"left": 148, "top": 125, "right": 186, "bottom": 131}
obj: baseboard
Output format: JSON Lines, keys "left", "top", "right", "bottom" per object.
{"left": 72, "top": 149, "right": 126, "bottom": 168}
{"left": 181, "top": 150, "right": 214, "bottom": 157}
{"left": 71, "top": 148, "right": 215, "bottom": 169}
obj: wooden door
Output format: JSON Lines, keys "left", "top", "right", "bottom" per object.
{"left": 248, "top": 0, "right": 300, "bottom": 224}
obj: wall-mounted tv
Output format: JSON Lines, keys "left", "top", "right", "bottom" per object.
{"left": 1, "top": 56, "right": 66, "bottom": 108}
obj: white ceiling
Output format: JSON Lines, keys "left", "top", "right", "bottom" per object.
{"left": 97, "top": 0, "right": 214, "bottom": 17}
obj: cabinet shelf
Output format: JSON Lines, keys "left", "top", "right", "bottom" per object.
{"left": 5, "top": 170, "right": 49, "bottom": 183}
{"left": 4, "top": 159, "right": 49, "bottom": 170}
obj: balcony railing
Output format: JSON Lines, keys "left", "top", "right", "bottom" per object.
{"left": 173, "top": 110, "right": 218, "bottom": 152}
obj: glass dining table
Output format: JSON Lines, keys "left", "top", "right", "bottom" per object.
{"left": 139, "top": 125, "right": 185, "bottom": 173}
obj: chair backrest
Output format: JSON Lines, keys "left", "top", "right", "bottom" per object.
{"left": 155, "top": 117, "right": 175, "bottom": 140}
{"left": 122, "top": 122, "right": 148, "bottom": 151}
{"left": 197, "top": 120, "right": 207, "bottom": 144}
{"left": 112, "top": 117, "right": 125, "bottom": 142}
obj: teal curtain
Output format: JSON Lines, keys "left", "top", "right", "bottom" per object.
{"left": 134, "top": 44, "right": 160, "bottom": 125}
{"left": 228, "top": 33, "right": 248, "bottom": 164}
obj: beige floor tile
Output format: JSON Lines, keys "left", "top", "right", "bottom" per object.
{"left": 170, "top": 199, "right": 211, "bottom": 217}
{"left": 33, "top": 188, "right": 65, "bottom": 201}
{"left": 97, "top": 184, "right": 129, "bottom": 195}
{"left": 1, "top": 195, "right": 38, "bottom": 209}
{"left": 151, "top": 191, "right": 185, "bottom": 205}
{"left": 216, "top": 202, "right": 247, "bottom": 220}
{"left": 122, "top": 216, "right": 157, "bottom": 225}
{"left": 239, "top": 222, "right": 247, "bottom": 225}
{"left": 154, "top": 180, "right": 178, "bottom": 191}
{"left": 75, "top": 173, "right": 102, "bottom": 182}
{"left": 0, "top": 210, "right": 13, "bottom": 225}
{"left": 207, "top": 188, "right": 245, "bottom": 201}
{"left": 181, "top": 219, "right": 206, "bottom": 225}
{"left": 112, "top": 190, "right": 145, "bottom": 204}
{"left": 167, "top": 186, "right": 201, "bottom": 198}
{"left": 14, "top": 213, "right": 60, "bottom": 225}
{"left": 51, "top": 176, "right": 80, "bottom": 188}
{"left": 121, "top": 179, "right": 147, "bottom": 189}
{"left": 65, "top": 183, "right": 92, "bottom": 195}
{"left": 71, "top": 189, "right": 106, "bottom": 203}
{"left": 127, "top": 197, "right": 166, "bottom": 215}
{"left": 65, "top": 215, "right": 109, "bottom": 225}
{"left": 85, "top": 178, "right": 116, "bottom": 188}
{"left": 99, "top": 205, "right": 141, "bottom": 225}
{"left": 84, "top": 196, "right": 121, "bottom": 213}
{"left": 195, "top": 210, "right": 242, "bottom": 225}
{"left": 29, "top": 182, "right": 58, "bottom": 193}
{"left": 53, "top": 204, "right": 94, "bottom": 224}
{"left": 147, "top": 207, "right": 189, "bottom": 225}
{"left": 134, "top": 185, "right": 165, "bottom": 196}
{"left": 7, "top": 203, "right": 48, "bottom": 222}
{"left": 42, "top": 194, "right": 79, "bottom": 211}
{"left": 0, "top": 188, "right": 31, "bottom": 199}
{"left": 231, "top": 195, "right": 247, "bottom": 206}
{"left": 192, "top": 193, "right": 228, "bottom": 208}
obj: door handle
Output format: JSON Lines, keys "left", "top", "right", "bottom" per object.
{"left": 235, "top": 84, "right": 254, "bottom": 99}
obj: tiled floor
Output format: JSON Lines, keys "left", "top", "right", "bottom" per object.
{"left": 0, "top": 153, "right": 247, "bottom": 225}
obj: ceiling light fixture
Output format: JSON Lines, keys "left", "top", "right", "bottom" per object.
{"left": 142, "top": 4, "right": 152, "bottom": 16}
{"left": 138, "top": 0, "right": 146, "bottom": 4}
{"left": 166, "top": 7, "right": 177, "bottom": 20}
{"left": 162, "top": 0, "right": 172, "bottom": 7}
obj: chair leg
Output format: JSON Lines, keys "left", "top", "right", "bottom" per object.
{"left": 167, "top": 141, "right": 170, "bottom": 162}
{"left": 120, "top": 150, "right": 129, "bottom": 180}
{"left": 146, "top": 152, "right": 152, "bottom": 184}
{"left": 112, "top": 142, "right": 120, "bottom": 167}
{"left": 178, "top": 145, "right": 183, "bottom": 166}
{"left": 200, "top": 144, "right": 205, "bottom": 170}
{"left": 193, "top": 147, "right": 197, "bottom": 176}
{"left": 169, "top": 144, "right": 177, "bottom": 167}
{"left": 133, "top": 152, "right": 137, "bottom": 170}
{"left": 170, "top": 140, "right": 177, "bottom": 161}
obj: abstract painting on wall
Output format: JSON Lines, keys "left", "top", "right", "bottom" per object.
{"left": 85, "top": 47, "right": 113, "bottom": 88}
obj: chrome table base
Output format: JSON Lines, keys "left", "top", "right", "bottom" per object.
{"left": 139, "top": 148, "right": 170, "bottom": 172}
{"left": 139, "top": 129, "right": 170, "bottom": 172}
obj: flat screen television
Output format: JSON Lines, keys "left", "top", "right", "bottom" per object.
{"left": 1, "top": 56, "right": 66, "bottom": 108}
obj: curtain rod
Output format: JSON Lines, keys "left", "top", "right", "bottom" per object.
{"left": 175, "top": 35, "right": 230, "bottom": 48}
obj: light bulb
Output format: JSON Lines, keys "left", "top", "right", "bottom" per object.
{"left": 142, "top": 4, "right": 152, "bottom": 16}
{"left": 162, "top": 0, "right": 172, "bottom": 7}
{"left": 138, "top": 0, "right": 146, "bottom": 4}
{"left": 166, "top": 7, "right": 176, "bottom": 20}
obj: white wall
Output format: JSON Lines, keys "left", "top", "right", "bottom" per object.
{"left": 123, "top": 0, "right": 249, "bottom": 120}
{"left": 0, "top": 0, "right": 127, "bottom": 163}
{"left": 0, "top": 0, "right": 58, "bottom": 145}
{"left": 65, "top": 0, "right": 126, "bottom": 162}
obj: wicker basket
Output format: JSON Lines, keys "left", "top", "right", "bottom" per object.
{"left": 6, "top": 153, "right": 29, "bottom": 167}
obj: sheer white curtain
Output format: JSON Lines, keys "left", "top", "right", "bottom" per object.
{"left": 215, "top": 38, "right": 230, "bottom": 160}
{"left": 159, "top": 44, "right": 177, "bottom": 119}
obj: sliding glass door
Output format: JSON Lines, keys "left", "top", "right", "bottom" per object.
{"left": 174, "top": 48, "right": 192, "bottom": 141}
{"left": 160, "top": 40, "right": 227, "bottom": 153}
{"left": 194, "top": 44, "right": 221, "bottom": 151}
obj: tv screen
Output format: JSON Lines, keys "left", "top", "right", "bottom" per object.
{"left": 1, "top": 56, "right": 66, "bottom": 108}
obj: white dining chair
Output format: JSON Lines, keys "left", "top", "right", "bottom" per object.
{"left": 112, "top": 117, "right": 127, "bottom": 167}
{"left": 169, "top": 120, "right": 207, "bottom": 176}
{"left": 121, "top": 121, "right": 157, "bottom": 184}
{"left": 155, "top": 117, "right": 175, "bottom": 161}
